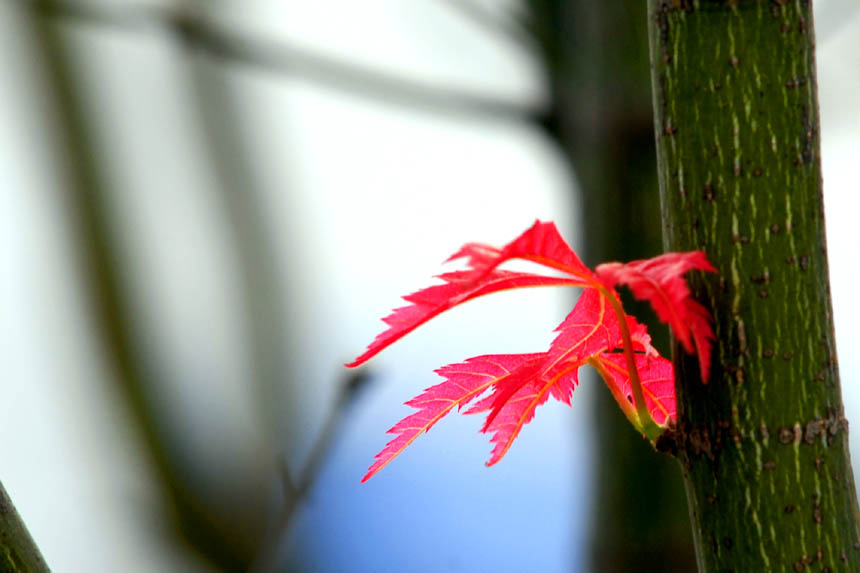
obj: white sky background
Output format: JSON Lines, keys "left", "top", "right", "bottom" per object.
{"left": 0, "top": 1, "right": 858, "bottom": 572}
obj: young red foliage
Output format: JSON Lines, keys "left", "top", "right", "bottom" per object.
{"left": 596, "top": 252, "right": 717, "bottom": 381}
{"left": 349, "top": 221, "right": 715, "bottom": 481}
{"left": 361, "top": 353, "right": 545, "bottom": 482}
{"left": 448, "top": 220, "right": 597, "bottom": 283}
{"left": 346, "top": 271, "right": 583, "bottom": 368}
{"left": 594, "top": 353, "right": 676, "bottom": 426}
{"left": 545, "top": 288, "right": 620, "bottom": 368}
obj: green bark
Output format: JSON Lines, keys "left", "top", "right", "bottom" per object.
{"left": 647, "top": 1, "right": 860, "bottom": 570}
{"left": 0, "top": 480, "right": 49, "bottom": 573}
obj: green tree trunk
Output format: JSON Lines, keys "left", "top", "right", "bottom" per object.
{"left": 646, "top": 1, "right": 860, "bottom": 570}
{"left": 524, "top": 2, "right": 695, "bottom": 570}
{"left": 0, "top": 480, "right": 49, "bottom": 572}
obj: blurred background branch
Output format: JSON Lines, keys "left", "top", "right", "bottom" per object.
{"left": 23, "top": 1, "right": 378, "bottom": 569}
{"left": 252, "top": 370, "right": 371, "bottom": 573}
{"left": 173, "top": 0, "right": 290, "bottom": 479}
{"left": 25, "top": 2, "right": 262, "bottom": 567}
{"left": 437, "top": 0, "right": 534, "bottom": 51}
{"left": 33, "top": 0, "right": 543, "bottom": 124}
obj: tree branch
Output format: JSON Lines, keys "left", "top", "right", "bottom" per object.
{"left": 0, "top": 479, "right": 50, "bottom": 573}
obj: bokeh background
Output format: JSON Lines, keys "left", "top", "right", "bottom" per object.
{"left": 1, "top": 1, "right": 858, "bottom": 571}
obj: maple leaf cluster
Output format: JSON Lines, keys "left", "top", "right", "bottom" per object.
{"left": 348, "top": 221, "right": 716, "bottom": 482}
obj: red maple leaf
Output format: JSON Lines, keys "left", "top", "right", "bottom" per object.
{"left": 349, "top": 221, "right": 715, "bottom": 481}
